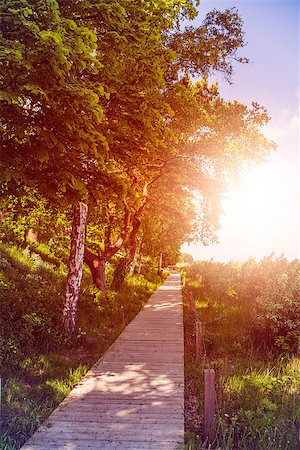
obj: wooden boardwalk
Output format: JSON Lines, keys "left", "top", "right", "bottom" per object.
{"left": 22, "top": 272, "right": 184, "bottom": 450}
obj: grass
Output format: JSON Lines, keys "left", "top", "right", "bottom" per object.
{"left": 0, "top": 243, "right": 165, "bottom": 450}
{"left": 183, "top": 261, "right": 300, "bottom": 450}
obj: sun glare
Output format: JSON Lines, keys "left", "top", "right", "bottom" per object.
{"left": 183, "top": 158, "right": 299, "bottom": 262}
{"left": 224, "top": 166, "right": 281, "bottom": 232}
{"left": 220, "top": 160, "right": 299, "bottom": 258}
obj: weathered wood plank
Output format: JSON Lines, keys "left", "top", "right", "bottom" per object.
{"left": 22, "top": 273, "right": 184, "bottom": 450}
{"left": 34, "top": 424, "right": 182, "bottom": 436}
{"left": 50, "top": 413, "right": 183, "bottom": 422}
{"left": 23, "top": 440, "right": 182, "bottom": 450}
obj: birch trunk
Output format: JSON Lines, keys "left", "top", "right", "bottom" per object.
{"left": 63, "top": 201, "right": 88, "bottom": 339}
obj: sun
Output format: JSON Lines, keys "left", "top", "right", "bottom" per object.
{"left": 182, "top": 157, "right": 299, "bottom": 262}
{"left": 222, "top": 161, "right": 294, "bottom": 244}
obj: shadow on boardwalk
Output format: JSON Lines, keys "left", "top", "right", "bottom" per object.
{"left": 22, "top": 273, "right": 184, "bottom": 450}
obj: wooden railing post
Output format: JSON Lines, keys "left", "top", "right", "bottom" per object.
{"left": 195, "top": 320, "right": 203, "bottom": 361}
{"left": 0, "top": 376, "right": 2, "bottom": 432}
{"left": 204, "top": 368, "right": 216, "bottom": 440}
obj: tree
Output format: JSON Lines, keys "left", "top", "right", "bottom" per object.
{"left": 0, "top": 0, "right": 108, "bottom": 338}
{"left": 1, "top": 0, "right": 274, "bottom": 338}
{"left": 180, "top": 253, "right": 194, "bottom": 265}
{"left": 66, "top": 1, "right": 272, "bottom": 305}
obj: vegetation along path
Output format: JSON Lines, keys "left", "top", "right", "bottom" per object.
{"left": 22, "top": 272, "right": 184, "bottom": 450}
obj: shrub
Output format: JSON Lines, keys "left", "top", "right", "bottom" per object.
{"left": 184, "top": 257, "right": 300, "bottom": 449}
{"left": 254, "top": 259, "right": 300, "bottom": 350}
{"left": 185, "top": 256, "right": 300, "bottom": 354}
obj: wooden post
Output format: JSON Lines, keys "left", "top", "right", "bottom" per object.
{"left": 0, "top": 376, "right": 2, "bottom": 432}
{"left": 195, "top": 320, "right": 203, "bottom": 361}
{"left": 204, "top": 368, "right": 216, "bottom": 440}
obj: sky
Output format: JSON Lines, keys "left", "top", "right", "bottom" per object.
{"left": 181, "top": 0, "right": 299, "bottom": 262}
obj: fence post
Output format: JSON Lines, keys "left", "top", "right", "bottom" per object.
{"left": 204, "top": 368, "right": 216, "bottom": 440}
{"left": 195, "top": 320, "right": 203, "bottom": 361}
{"left": 0, "top": 376, "right": 2, "bottom": 432}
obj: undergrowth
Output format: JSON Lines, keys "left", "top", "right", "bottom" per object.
{"left": 183, "top": 258, "right": 300, "bottom": 449}
{"left": 0, "top": 243, "right": 165, "bottom": 450}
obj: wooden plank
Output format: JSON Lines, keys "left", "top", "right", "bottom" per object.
{"left": 22, "top": 273, "right": 184, "bottom": 450}
{"left": 23, "top": 440, "right": 182, "bottom": 450}
{"left": 50, "top": 413, "right": 183, "bottom": 422}
{"left": 63, "top": 388, "right": 183, "bottom": 404}
{"left": 36, "top": 423, "right": 182, "bottom": 436}
{"left": 23, "top": 434, "right": 183, "bottom": 443}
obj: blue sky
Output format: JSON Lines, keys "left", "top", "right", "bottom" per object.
{"left": 182, "top": 0, "right": 299, "bottom": 261}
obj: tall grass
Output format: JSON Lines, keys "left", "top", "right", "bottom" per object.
{"left": 0, "top": 243, "right": 164, "bottom": 449}
{"left": 183, "top": 258, "right": 300, "bottom": 449}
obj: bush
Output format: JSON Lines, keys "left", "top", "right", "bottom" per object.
{"left": 0, "top": 246, "right": 66, "bottom": 374}
{"left": 184, "top": 256, "right": 300, "bottom": 449}
{"left": 185, "top": 256, "right": 300, "bottom": 354}
{"left": 254, "top": 259, "right": 300, "bottom": 350}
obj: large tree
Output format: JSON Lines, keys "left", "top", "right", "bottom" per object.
{"left": 1, "top": 0, "right": 274, "bottom": 338}
{"left": 0, "top": 0, "right": 109, "bottom": 338}
{"left": 0, "top": 0, "right": 198, "bottom": 336}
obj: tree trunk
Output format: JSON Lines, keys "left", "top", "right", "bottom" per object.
{"left": 93, "top": 258, "right": 106, "bottom": 292}
{"left": 111, "top": 258, "right": 128, "bottom": 291}
{"left": 25, "top": 218, "right": 41, "bottom": 244}
{"left": 63, "top": 202, "right": 88, "bottom": 340}
{"left": 111, "top": 215, "right": 142, "bottom": 290}
{"left": 84, "top": 249, "right": 107, "bottom": 292}
{"left": 129, "top": 230, "right": 143, "bottom": 276}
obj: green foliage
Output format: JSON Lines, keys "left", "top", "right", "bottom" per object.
{"left": 184, "top": 257, "right": 300, "bottom": 449}
{"left": 186, "top": 256, "right": 300, "bottom": 352}
{"left": 254, "top": 259, "right": 300, "bottom": 348}
{"left": 0, "top": 245, "right": 66, "bottom": 373}
{"left": 179, "top": 253, "right": 194, "bottom": 265}
{"left": 0, "top": 188, "right": 52, "bottom": 245}
{"left": 1, "top": 0, "right": 274, "bottom": 271}
{"left": 1, "top": 0, "right": 106, "bottom": 200}
{"left": 0, "top": 243, "right": 163, "bottom": 449}
{"left": 214, "top": 358, "right": 300, "bottom": 449}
